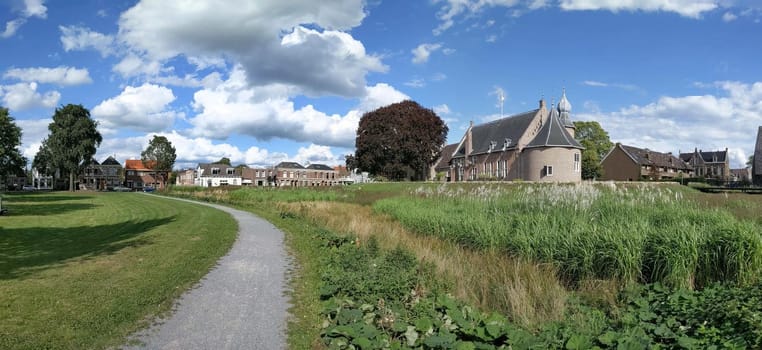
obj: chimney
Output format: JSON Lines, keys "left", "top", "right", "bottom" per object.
{"left": 539, "top": 98, "right": 546, "bottom": 110}
{"left": 465, "top": 121, "right": 473, "bottom": 166}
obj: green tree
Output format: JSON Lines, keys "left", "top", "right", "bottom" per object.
{"left": 32, "top": 140, "right": 54, "bottom": 176}
{"left": 0, "top": 107, "right": 27, "bottom": 189}
{"left": 574, "top": 121, "right": 613, "bottom": 180}
{"left": 46, "top": 104, "right": 102, "bottom": 191}
{"left": 141, "top": 135, "right": 177, "bottom": 189}
{"left": 747, "top": 155, "right": 753, "bottom": 168}
{"left": 216, "top": 157, "right": 231, "bottom": 165}
{"left": 355, "top": 100, "right": 448, "bottom": 181}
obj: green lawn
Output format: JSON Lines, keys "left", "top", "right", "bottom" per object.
{"left": 0, "top": 192, "right": 237, "bottom": 350}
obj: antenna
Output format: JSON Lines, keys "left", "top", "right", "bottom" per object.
{"left": 498, "top": 89, "right": 505, "bottom": 118}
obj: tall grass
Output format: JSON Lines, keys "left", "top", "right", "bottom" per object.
{"left": 374, "top": 183, "right": 762, "bottom": 289}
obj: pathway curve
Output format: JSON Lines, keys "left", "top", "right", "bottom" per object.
{"left": 124, "top": 195, "right": 290, "bottom": 350}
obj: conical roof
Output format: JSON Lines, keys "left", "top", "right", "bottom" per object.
{"left": 557, "top": 90, "right": 574, "bottom": 128}
{"left": 525, "top": 107, "right": 583, "bottom": 149}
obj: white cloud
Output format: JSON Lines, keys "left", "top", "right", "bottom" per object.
{"left": 412, "top": 43, "right": 443, "bottom": 64}
{"left": 442, "top": 48, "right": 456, "bottom": 55}
{"left": 59, "top": 25, "right": 116, "bottom": 57}
{"left": 559, "top": 0, "right": 717, "bottom": 18}
{"left": 2, "top": 19, "right": 25, "bottom": 38}
{"left": 292, "top": 144, "right": 341, "bottom": 166}
{"left": 2, "top": 0, "right": 47, "bottom": 38}
{"left": 92, "top": 83, "right": 182, "bottom": 133}
{"left": 433, "top": 0, "right": 521, "bottom": 35}
{"left": 187, "top": 67, "right": 407, "bottom": 148}
{"left": 4, "top": 66, "right": 92, "bottom": 86}
{"left": 583, "top": 80, "right": 608, "bottom": 87}
{"left": 404, "top": 78, "right": 426, "bottom": 88}
{"left": 431, "top": 72, "right": 448, "bottom": 81}
{"left": 434, "top": 104, "right": 451, "bottom": 115}
{"left": 722, "top": 11, "right": 738, "bottom": 21}
{"left": 0, "top": 82, "right": 60, "bottom": 111}
{"left": 117, "top": 0, "right": 383, "bottom": 97}
{"left": 112, "top": 53, "right": 163, "bottom": 78}
{"left": 576, "top": 81, "right": 762, "bottom": 168}
{"left": 486, "top": 34, "right": 498, "bottom": 43}
{"left": 17, "top": 118, "right": 52, "bottom": 160}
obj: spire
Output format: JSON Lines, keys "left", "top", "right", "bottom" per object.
{"left": 557, "top": 89, "right": 574, "bottom": 129}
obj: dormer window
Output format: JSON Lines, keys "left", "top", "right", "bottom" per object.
{"left": 503, "top": 138, "right": 512, "bottom": 149}
{"left": 227, "top": 168, "right": 235, "bottom": 175}
{"left": 489, "top": 141, "right": 497, "bottom": 152}
{"left": 212, "top": 168, "right": 220, "bottom": 175}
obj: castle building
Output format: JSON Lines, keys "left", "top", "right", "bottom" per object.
{"left": 436, "top": 91, "right": 583, "bottom": 183}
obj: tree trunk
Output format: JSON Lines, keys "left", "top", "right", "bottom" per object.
{"left": 69, "top": 172, "right": 75, "bottom": 191}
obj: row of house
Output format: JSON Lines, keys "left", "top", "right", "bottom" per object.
{"left": 432, "top": 91, "right": 755, "bottom": 184}
{"left": 176, "top": 161, "right": 347, "bottom": 188}
{"left": 28, "top": 157, "right": 168, "bottom": 191}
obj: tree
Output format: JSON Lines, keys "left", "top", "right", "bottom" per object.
{"left": 344, "top": 154, "right": 357, "bottom": 172}
{"left": 141, "top": 135, "right": 177, "bottom": 189}
{"left": 46, "top": 104, "right": 102, "bottom": 191}
{"left": 216, "top": 157, "right": 232, "bottom": 165}
{"left": 574, "top": 121, "right": 613, "bottom": 180}
{"left": 355, "top": 100, "right": 448, "bottom": 181}
{"left": 0, "top": 107, "right": 27, "bottom": 188}
{"left": 748, "top": 155, "right": 754, "bottom": 168}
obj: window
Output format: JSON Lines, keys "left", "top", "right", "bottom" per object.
{"left": 545, "top": 165, "right": 554, "bottom": 177}
{"left": 127, "top": 170, "right": 135, "bottom": 176}
{"left": 219, "top": 179, "right": 228, "bottom": 186}
{"left": 227, "top": 168, "right": 234, "bottom": 175}
{"left": 212, "top": 168, "right": 220, "bottom": 175}
{"left": 574, "top": 153, "right": 580, "bottom": 172}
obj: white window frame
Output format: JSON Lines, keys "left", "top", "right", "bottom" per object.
{"left": 545, "top": 165, "right": 554, "bottom": 177}
{"left": 574, "top": 153, "right": 580, "bottom": 172}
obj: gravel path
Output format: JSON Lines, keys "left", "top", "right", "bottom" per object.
{"left": 124, "top": 195, "right": 290, "bottom": 350}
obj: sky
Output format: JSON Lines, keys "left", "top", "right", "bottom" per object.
{"left": 1, "top": 0, "right": 761, "bottom": 170}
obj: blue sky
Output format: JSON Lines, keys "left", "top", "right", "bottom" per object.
{"left": 1, "top": 0, "right": 761, "bottom": 169}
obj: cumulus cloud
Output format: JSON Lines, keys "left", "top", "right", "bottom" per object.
{"left": 2, "top": 0, "right": 47, "bottom": 38}
{"left": 4, "top": 66, "right": 92, "bottom": 86}
{"left": 116, "top": 0, "right": 384, "bottom": 97}
{"left": 92, "top": 83, "right": 182, "bottom": 133}
{"left": 559, "top": 0, "right": 717, "bottom": 18}
{"left": 17, "top": 118, "right": 52, "bottom": 160}
{"left": 576, "top": 81, "right": 762, "bottom": 167}
{"left": 292, "top": 144, "right": 341, "bottom": 166}
{"left": 0, "top": 82, "right": 60, "bottom": 111}
{"left": 434, "top": 104, "right": 451, "bottom": 115}
{"left": 412, "top": 43, "right": 443, "bottom": 64}
{"left": 186, "top": 67, "right": 407, "bottom": 148}
{"left": 59, "top": 25, "right": 116, "bottom": 57}
{"left": 722, "top": 11, "right": 738, "bottom": 21}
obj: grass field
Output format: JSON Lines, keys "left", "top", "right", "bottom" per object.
{"left": 0, "top": 191, "right": 237, "bottom": 350}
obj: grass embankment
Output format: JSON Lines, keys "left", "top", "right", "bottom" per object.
{"left": 0, "top": 192, "right": 236, "bottom": 350}
{"left": 374, "top": 183, "right": 762, "bottom": 289}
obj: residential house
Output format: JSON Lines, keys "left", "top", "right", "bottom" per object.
{"left": 195, "top": 163, "right": 242, "bottom": 187}
{"left": 679, "top": 148, "right": 730, "bottom": 180}
{"left": 81, "top": 156, "right": 123, "bottom": 190}
{"left": 241, "top": 167, "right": 275, "bottom": 187}
{"left": 754, "top": 126, "right": 762, "bottom": 186}
{"left": 600, "top": 143, "right": 692, "bottom": 181}
{"left": 125, "top": 159, "right": 168, "bottom": 191}
{"left": 175, "top": 169, "right": 196, "bottom": 186}
{"left": 444, "top": 91, "right": 583, "bottom": 183}
{"left": 31, "top": 168, "right": 54, "bottom": 190}
{"left": 306, "top": 164, "right": 338, "bottom": 186}
{"left": 730, "top": 168, "right": 751, "bottom": 183}
{"left": 274, "top": 162, "right": 306, "bottom": 187}
{"left": 431, "top": 143, "right": 458, "bottom": 181}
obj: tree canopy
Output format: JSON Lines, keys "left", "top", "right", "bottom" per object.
{"left": 216, "top": 157, "right": 232, "bottom": 165}
{"left": 355, "top": 100, "right": 448, "bottom": 181}
{"left": 0, "top": 107, "right": 27, "bottom": 186}
{"left": 141, "top": 135, "right": 177, "bottom": 188}
{"left": 46, "top": 104, "right": 102, "bottom": 191}
{"left": 574, "top": 121, "right": 613, "bottom": 180}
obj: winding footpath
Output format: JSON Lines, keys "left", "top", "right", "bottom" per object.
{"left": 124, "top": 195, "right": 290, "bottom": 350}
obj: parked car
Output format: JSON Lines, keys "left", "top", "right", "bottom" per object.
{"left": 113, "top": 185, "right": 131, "bottom": 192}
{"left": 143, "top": 186, "right": 155, "bottom": 192}
{"left": 22, "top": 185, "right": 37, "bottom": 191}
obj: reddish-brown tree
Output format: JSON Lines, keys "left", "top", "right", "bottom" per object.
{"left": 355, "top": 100, "right": 448, "bottom": 181}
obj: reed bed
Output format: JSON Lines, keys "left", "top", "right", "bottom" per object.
{"left": 374, "top": 182, "right": 762, "bottom": 289}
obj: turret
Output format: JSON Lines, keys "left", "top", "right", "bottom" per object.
{"left": 558, "top": 89, "right": 575, "bottom": 138}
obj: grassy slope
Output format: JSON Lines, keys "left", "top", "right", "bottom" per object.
{"left": 0, "top": 192, "right": 237, "bottom": 350}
